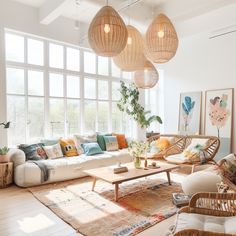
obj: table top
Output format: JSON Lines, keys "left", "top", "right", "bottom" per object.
{"left": 83, "top": 162, "right": 179, "bottom": 184}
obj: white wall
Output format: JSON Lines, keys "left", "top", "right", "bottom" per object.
{"left": 161, "top": 24, "right": 236, "bottom": 152}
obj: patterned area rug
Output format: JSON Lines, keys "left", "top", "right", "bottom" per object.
{"left": 28, "top": 176, "right": 182, "bottom": 236}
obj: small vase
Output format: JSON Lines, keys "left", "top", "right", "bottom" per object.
{"left": 0, "top": 155, "right": 10, "bottom": 163}
{"left": 133, "top": 156, "right": 141, "bottom": 169}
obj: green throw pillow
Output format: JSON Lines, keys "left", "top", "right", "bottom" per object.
{"left": 97, "top": 133, "right": 112, "bottom": 151}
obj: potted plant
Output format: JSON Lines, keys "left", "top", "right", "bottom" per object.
{"left": 128, "top": 141, "right": 149, "bottom": 168}
{"left": 117, "top": 81, "right": 162, "bottom": 129}
{"left": 0, "top": 147, "right": 10, "bottom": 163}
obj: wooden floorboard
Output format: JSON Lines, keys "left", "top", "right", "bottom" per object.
{"left": 0, "top": 170, "right": 188, "bottom": 236}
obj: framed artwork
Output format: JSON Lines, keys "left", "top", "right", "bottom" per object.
{"left": 178, "top": 92, "right": 202, "bottom": 135}
{"left": 204, "top": 88, "right": 233, "bottom": 158}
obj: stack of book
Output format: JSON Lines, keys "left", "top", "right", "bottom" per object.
{"left": 172, "top": 193, "right": 191, "bottom": 207}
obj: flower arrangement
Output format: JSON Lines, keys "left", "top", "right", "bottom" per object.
{"left": 128, "top": 141, "right": 149, "bottom": 168}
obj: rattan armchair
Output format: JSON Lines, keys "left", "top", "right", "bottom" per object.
{"left": 173, "top": 192, "right": 236, "bottom": 236}
{"left": 164, "top": 135, "right": 220, "bottom": 173}
{"left": 147, "top": 134, "right": 185, "bottom": 159}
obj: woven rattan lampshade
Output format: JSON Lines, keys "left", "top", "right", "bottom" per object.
{"left": 113, "top": 25, "right": 146, "bottom": 71}
{"left": 145, "top": 13, "right": 178, "bottom": 63}
{"left": 133, "top": 60, "right": 159, "bottom": 89}
{"left": 88, "top": 6, "right": 128, "bottom": 57}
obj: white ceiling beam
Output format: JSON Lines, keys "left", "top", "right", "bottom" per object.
{"left": 39, "top": 0, "right": 71, "bottom": 25}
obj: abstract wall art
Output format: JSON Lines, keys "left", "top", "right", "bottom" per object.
{"left": 205, "top": 88, "right": 233, "bottom": 158}
{"left": 178, "top": 92, "right": 202, "bottom": 135}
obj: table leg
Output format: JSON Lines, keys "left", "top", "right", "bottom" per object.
{"left": 92, "top": 177, "right": 97, "bottom": 191}
{"left": 115, "top": 183, "right": 119, "bottom": 202}
{"left": 166, "top": 171, "right": 172, "bottom": 185}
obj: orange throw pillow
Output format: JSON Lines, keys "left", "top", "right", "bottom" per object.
{"left": 156, "top": 138, "right": 170, "bottom": 151}
{"left": 60, "top": 138, "right": 78, "bottom": 157}
{"left": 112, "top": 133, "right": 128, "bottom": 149}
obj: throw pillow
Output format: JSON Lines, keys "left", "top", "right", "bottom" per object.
{"left": 103, "top": 136, "right": 119, "bottom": 151}
{"left": 112, "top": 133, "right": 128, "bottom": 149}
{"left": 156, "top": 138, "right": 170, "bottom": 151}
{"left": 43, "top": 143, "right": 64, "bottom": 159}
{"left": 19, "top": 143, "right": 47, "bottom": 161}
{"left": 81, "top": 142, "right": 103, "bottom": 156}
{"left": 41, "top": 138, "right": 61, "bottom": 146}
{"left": 183, "top": 139, "right": 209, "bottom": 163}
{"left": 149, "top": 140, "right": 161, "bottom": 154}
{"left": 97, "top": 133, "right": 112, "bottom": 151}
{"left": 73, "top": 134, "right": 97, "bottom": 154}
{"left": 60, "top": 138, "right": 78, "bottom": 157}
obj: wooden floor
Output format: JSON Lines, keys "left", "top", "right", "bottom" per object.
{"left": 0, "top": 169, "right": 191, "bottom": 236}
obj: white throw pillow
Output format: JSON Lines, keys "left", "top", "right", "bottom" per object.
{"left": 73, "top": 134, "right": 97, "bottom": 154}
{"left": 43, "top": 143, "right": 63, "bottom": 159}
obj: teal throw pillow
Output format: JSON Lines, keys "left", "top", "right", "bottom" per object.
{"left": 81, "top": 142, "right": 103, "bottom": 156}
{"left": 19, "top": 143, "right": 47, "bottom": 161}
{"left": 103, "top": 136, "right": 119, "bottom": 151}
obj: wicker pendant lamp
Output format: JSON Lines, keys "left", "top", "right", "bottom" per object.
{"left": 133, "top": 60, "right": 159, "bottom": 89}
{"left": 113, "top": 25, "right": 145, "bottom": 71}
{"left": 145, "top": 13, "right": 178, "bottom": 63}
{"left": 88, "top": 5, "right": 128, "bottom": 57}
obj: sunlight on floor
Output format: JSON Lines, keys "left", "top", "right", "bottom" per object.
{"left": 18, "top": 214, "right": 55, "bottom": 233}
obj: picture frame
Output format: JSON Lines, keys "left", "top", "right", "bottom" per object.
{"left": 204, "top": 88, "right": 234, "bottom": 158}
{"left": 178, "top": 91, "right": 202, "bottom": 135}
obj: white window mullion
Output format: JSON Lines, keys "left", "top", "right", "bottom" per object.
{"left": 80, "top": 49, "right": 85, "bottom": 134}
{"left": 63, "top": 45, "right": 67, "bottom": 137}
{"left": 44, "top": 41, "right": 50, "bottom": 138}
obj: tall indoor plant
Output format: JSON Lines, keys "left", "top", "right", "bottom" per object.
{"left": 117, "top": 81, "right": 162, "bottom": 128}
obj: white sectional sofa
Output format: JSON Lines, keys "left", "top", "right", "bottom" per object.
{"left": 9, "top": 149, "right": 132, "bottom": 187}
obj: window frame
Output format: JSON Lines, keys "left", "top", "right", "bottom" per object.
{"left": 5, "top": 29, "right": 132, "bottom": 146}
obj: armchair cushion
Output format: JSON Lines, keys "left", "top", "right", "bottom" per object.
{"left": 174, "top": 213, "right": 236, "bottom": 235}
{"left": 166, "top": 153, "right": 189, "bottom": 164}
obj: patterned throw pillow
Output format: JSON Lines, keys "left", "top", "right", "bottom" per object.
{"left": 183, "top": 139, "right": 209, "bottom": 163}
{"left": 103, "top": 136, "right": 119, "bottom": 151}
{"left": 19, "top": 143, "right": 47, "bottom": 161}
{"left": 60, "top": 138, "right": 78, "bottom": 157}
{"left": 81, "top": 142, "right": 103, "bottom": 156}
{"left": 73, "top": 134, "right": 97, "bottom": 154}
{"left": 43, "top": 143, "right": 64, "bottom": 159}
{"left": 112, "top": 133, "right": 128, "bottom": 149}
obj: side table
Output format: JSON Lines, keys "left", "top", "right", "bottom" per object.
{"left": 0, "top": 162, "right": 13, "bottom": 188}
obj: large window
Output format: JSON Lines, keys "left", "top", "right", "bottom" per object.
{"left": 5, "top": 30, "right": 132, "bottom": 146}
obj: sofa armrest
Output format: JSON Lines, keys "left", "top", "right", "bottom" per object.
{"left": 8, "top": 148, "right": 26, "bottom": 168}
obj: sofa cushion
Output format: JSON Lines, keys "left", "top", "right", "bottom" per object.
{"left": 43, "top": 143, "right": 63, "bottom": 159}
{"left": 104, "top": 136, "right": 119, "bottom": 151}
{"left": 19, "top": 143, "right": 47, "bottom": 161}
{"left": 60, "top": 138, "right": 78, "bottom": 157}
{"left": 112, "top": 133, "right": 128, "bottom": 149}
{"left": 81, "top": 142, "right": 103, "bottom": 156}
{"left": 41, "top": 138, "right": 61, "bottom": 146}
{"left": 175, "top": 213, "right": 236, "bottom": 235}
{"left": 73, "top": 134, "right": 97, "bottom": 153}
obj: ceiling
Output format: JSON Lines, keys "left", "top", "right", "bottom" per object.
{"left": 11, "top": 0, "right": 236, "bottom": 38}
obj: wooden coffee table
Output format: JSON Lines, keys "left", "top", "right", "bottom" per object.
{"left": 84, "top": 162, "right": 179, "bottom": 202}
